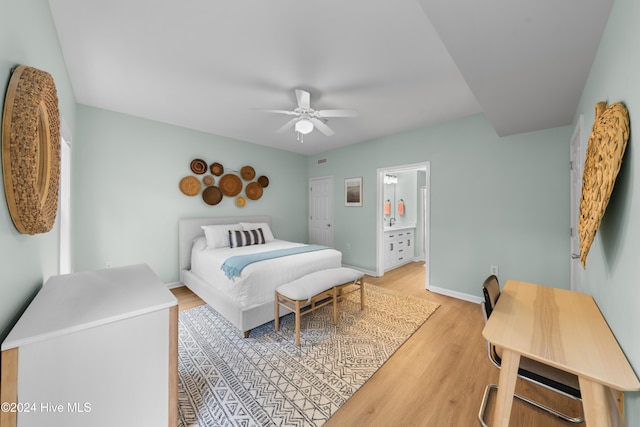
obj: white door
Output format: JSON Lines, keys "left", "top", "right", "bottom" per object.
{"left": 570, "top": 116, "right": 584, "bottom": 291}
{"left": 309, "top": 176, "right": 334, "bottom": 247}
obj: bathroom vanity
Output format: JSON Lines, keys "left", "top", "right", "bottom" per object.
{"left": 383, "top": 225, "right": 415, "bottom": 271}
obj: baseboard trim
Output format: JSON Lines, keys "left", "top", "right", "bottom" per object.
{"left": 342, "top": 264, "right": 377, "bottom": 277}
{"left": 166, "top": 281, "right": 182, "bottom": 289}
{"left": 428, "top": 285, "right": 483, "bottom": 304}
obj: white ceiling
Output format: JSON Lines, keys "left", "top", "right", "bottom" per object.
{"left": 48, "top": 0, "right": 613, "bottom": 156}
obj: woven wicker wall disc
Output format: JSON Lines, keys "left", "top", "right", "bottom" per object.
{"left": 245, "top": 181, "right": 263, "bottom": 200}
{"left": 190, "top": 158, "right": 207, "bottom": 174}
{"left": 202, "top": 175, "right": 214, "bottom": 186}
{"left": 240, "top": 166, "right": 255, "bottom": 180}
{"left": 578, "top": 101, "right": 630, "bottom": 267}
{"left": 1, "top": 65, "right": 60, "bottom": 235}
{"left": 210, "top": 162, "right": 224, "bottom": 176}
{"left": 219, "top": 174, "right": 242, "bottom": 196}
{"left": 203, "top": 186, "right": 223, "bottom": 205}
{"left": 179, "top": 176, "right": 201, "bottom": 196}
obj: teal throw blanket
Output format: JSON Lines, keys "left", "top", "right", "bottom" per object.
{"left": 221, "top": 245, "right": 329, "bottom": 279}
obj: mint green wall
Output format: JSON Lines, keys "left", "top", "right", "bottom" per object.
{"left": 73, "top": 105, "right": 309, "bottom": 283}
{"left": 309, "top": 114, "right": 571, "bottom": 298}
{"left": 0, "top": 0, "right": 76, "bottom": 340}
{"left": 572, "top": 0, "right": 640, "bottom": 420}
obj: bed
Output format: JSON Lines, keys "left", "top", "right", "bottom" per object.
{"left": 178, "top": 215, "right": 343, "bottom": 336}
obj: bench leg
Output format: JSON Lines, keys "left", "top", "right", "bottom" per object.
{"left": 333, "top": 286, "right": 338, "bottom": 325}
{"left": 359, "top": 278, "right": 365, "bottom": 310}
{"left": 274, "top": 293, "right": 280, "bottom": 331}
{"left": 295, "top": 300, "right": 301, "bottom": 346}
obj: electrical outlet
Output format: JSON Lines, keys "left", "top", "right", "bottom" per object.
{"left": 490, "top": 265, "right": 499, "bottom": 276}
{"left": 345, "top": 243, "right": 351, "bottom": 250}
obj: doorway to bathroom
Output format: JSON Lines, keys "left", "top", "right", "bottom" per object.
{"left": 376, "top": 162, "right": 430, "bottom": 289}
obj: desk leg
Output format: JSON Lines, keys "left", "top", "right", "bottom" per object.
{"left": 494, "top": 349, "right": 520, "bottom": 427}
{"left": 578, "top": 377, "right": 621, "bottom": 427}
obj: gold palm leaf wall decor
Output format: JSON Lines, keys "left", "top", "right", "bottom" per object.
{"left": 578, "top": 101, "right": 629, "bottom": 267}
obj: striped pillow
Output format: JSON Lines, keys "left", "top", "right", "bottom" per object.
{"left": 228, "top": 228, "right": 266, "bottom": 248}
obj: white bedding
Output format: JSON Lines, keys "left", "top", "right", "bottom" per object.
{"left": 190, "top": 237, "right": 342, "bottom": 308}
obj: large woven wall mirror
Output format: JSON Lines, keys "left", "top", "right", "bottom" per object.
{"left": 1, "top": 65, "right": 60, "bottom": 235}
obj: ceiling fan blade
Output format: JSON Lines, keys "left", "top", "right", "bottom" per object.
{"left": 295, "top": 89, "right": 311, "bottom": 109}
{"left": 276, "top": 118, "right": 298, "bottom": 133}
{"left": 317, "top": 109, "right": 358, "bottom": 118}
{"left": 310, "top": 118, "right": 335, "bottom": 136}
{"left": 261, "top": 109, "right": 298, "bottom": 116}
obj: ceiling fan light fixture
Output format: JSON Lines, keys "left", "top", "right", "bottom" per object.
{"left": 263, "top": 89, "right": 354, "bottom": 139}
{"left": 295, "top": 118, "right": 314, "bottom": 134}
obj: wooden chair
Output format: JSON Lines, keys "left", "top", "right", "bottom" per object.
{"left": 478, "top": 275, "right": 583, "bottom": 426}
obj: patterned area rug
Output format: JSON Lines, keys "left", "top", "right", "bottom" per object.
{"left": 177, "top": 284, "right": 439, "bottom": 427}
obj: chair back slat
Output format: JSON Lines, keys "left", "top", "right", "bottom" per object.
{"left": 482, "top": 275, "right": 500, "bottom": 318}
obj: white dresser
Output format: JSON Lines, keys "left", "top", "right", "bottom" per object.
{"left": 383, "top": 226, "right": 415, "bottom": 271}
{"left": 0, "top": 264, "right": 178, "bottom": 427}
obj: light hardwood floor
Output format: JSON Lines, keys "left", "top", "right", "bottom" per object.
{"left": 171, "top": 262, "right": 584, "bottom": 426}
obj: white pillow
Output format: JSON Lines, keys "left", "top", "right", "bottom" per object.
{"left": 192, "top": 236, "right": 207, "bottom": 252}
{"left": 201, "top": 224, "right": 242, "bottom": 248}
{"left": 240, "top": 222, "right": 275, "bottom": 241}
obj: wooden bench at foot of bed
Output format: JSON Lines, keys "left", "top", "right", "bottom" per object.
{"left": 274, "top": 267, "right": 365, "bottom": 346}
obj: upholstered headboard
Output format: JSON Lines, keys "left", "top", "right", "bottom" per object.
{"left": 178, "top": 215, "right": 271, "bottom": 277}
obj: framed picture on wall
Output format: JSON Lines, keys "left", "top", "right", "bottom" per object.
{"left": 345, "top": 177, "right": 363, "bottom": 207}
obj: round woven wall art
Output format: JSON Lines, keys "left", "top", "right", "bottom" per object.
{"left": 240, "top": 165, "right": 255, "bottom": 180}
{"left": 219, "top": 174, "right": 242, "bottom": 197}
{"left": 578, "top": 101, "right": 629, "bottom": 268}
{"left": 245, "top": 181, "right": 263, "bottom": 200}
{"left": 190, "top": 158, "right": 207, "bottom": 174}
{"left": 202, "top": 186, "right": 223, "bottom": 205}
{"left": 202, "top": 175, "right": 214, "bottom": 186}
{"left": 179, "top": 176, "right": 201, "bottom": 196}
{"left": 210, "top": 162, "right": 224, "bottom": 176}
{"left": 2, "top": 65, "right": 60, "bottom": 235}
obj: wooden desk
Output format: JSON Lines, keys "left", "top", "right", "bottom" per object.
{"left": 482, "top": 280, "right": 640, "bottom": 427}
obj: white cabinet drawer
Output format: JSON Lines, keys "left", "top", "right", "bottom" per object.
{"left": 383, "top": 228, "right": 415, "bottom": 272}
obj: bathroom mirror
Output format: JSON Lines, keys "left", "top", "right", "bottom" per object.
{"left": 383, "top": 170, "right": 421, "bottom": 228}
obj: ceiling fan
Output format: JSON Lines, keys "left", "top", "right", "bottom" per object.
{"left": 263, "top": 89, "right": 357, "bottom": 142}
